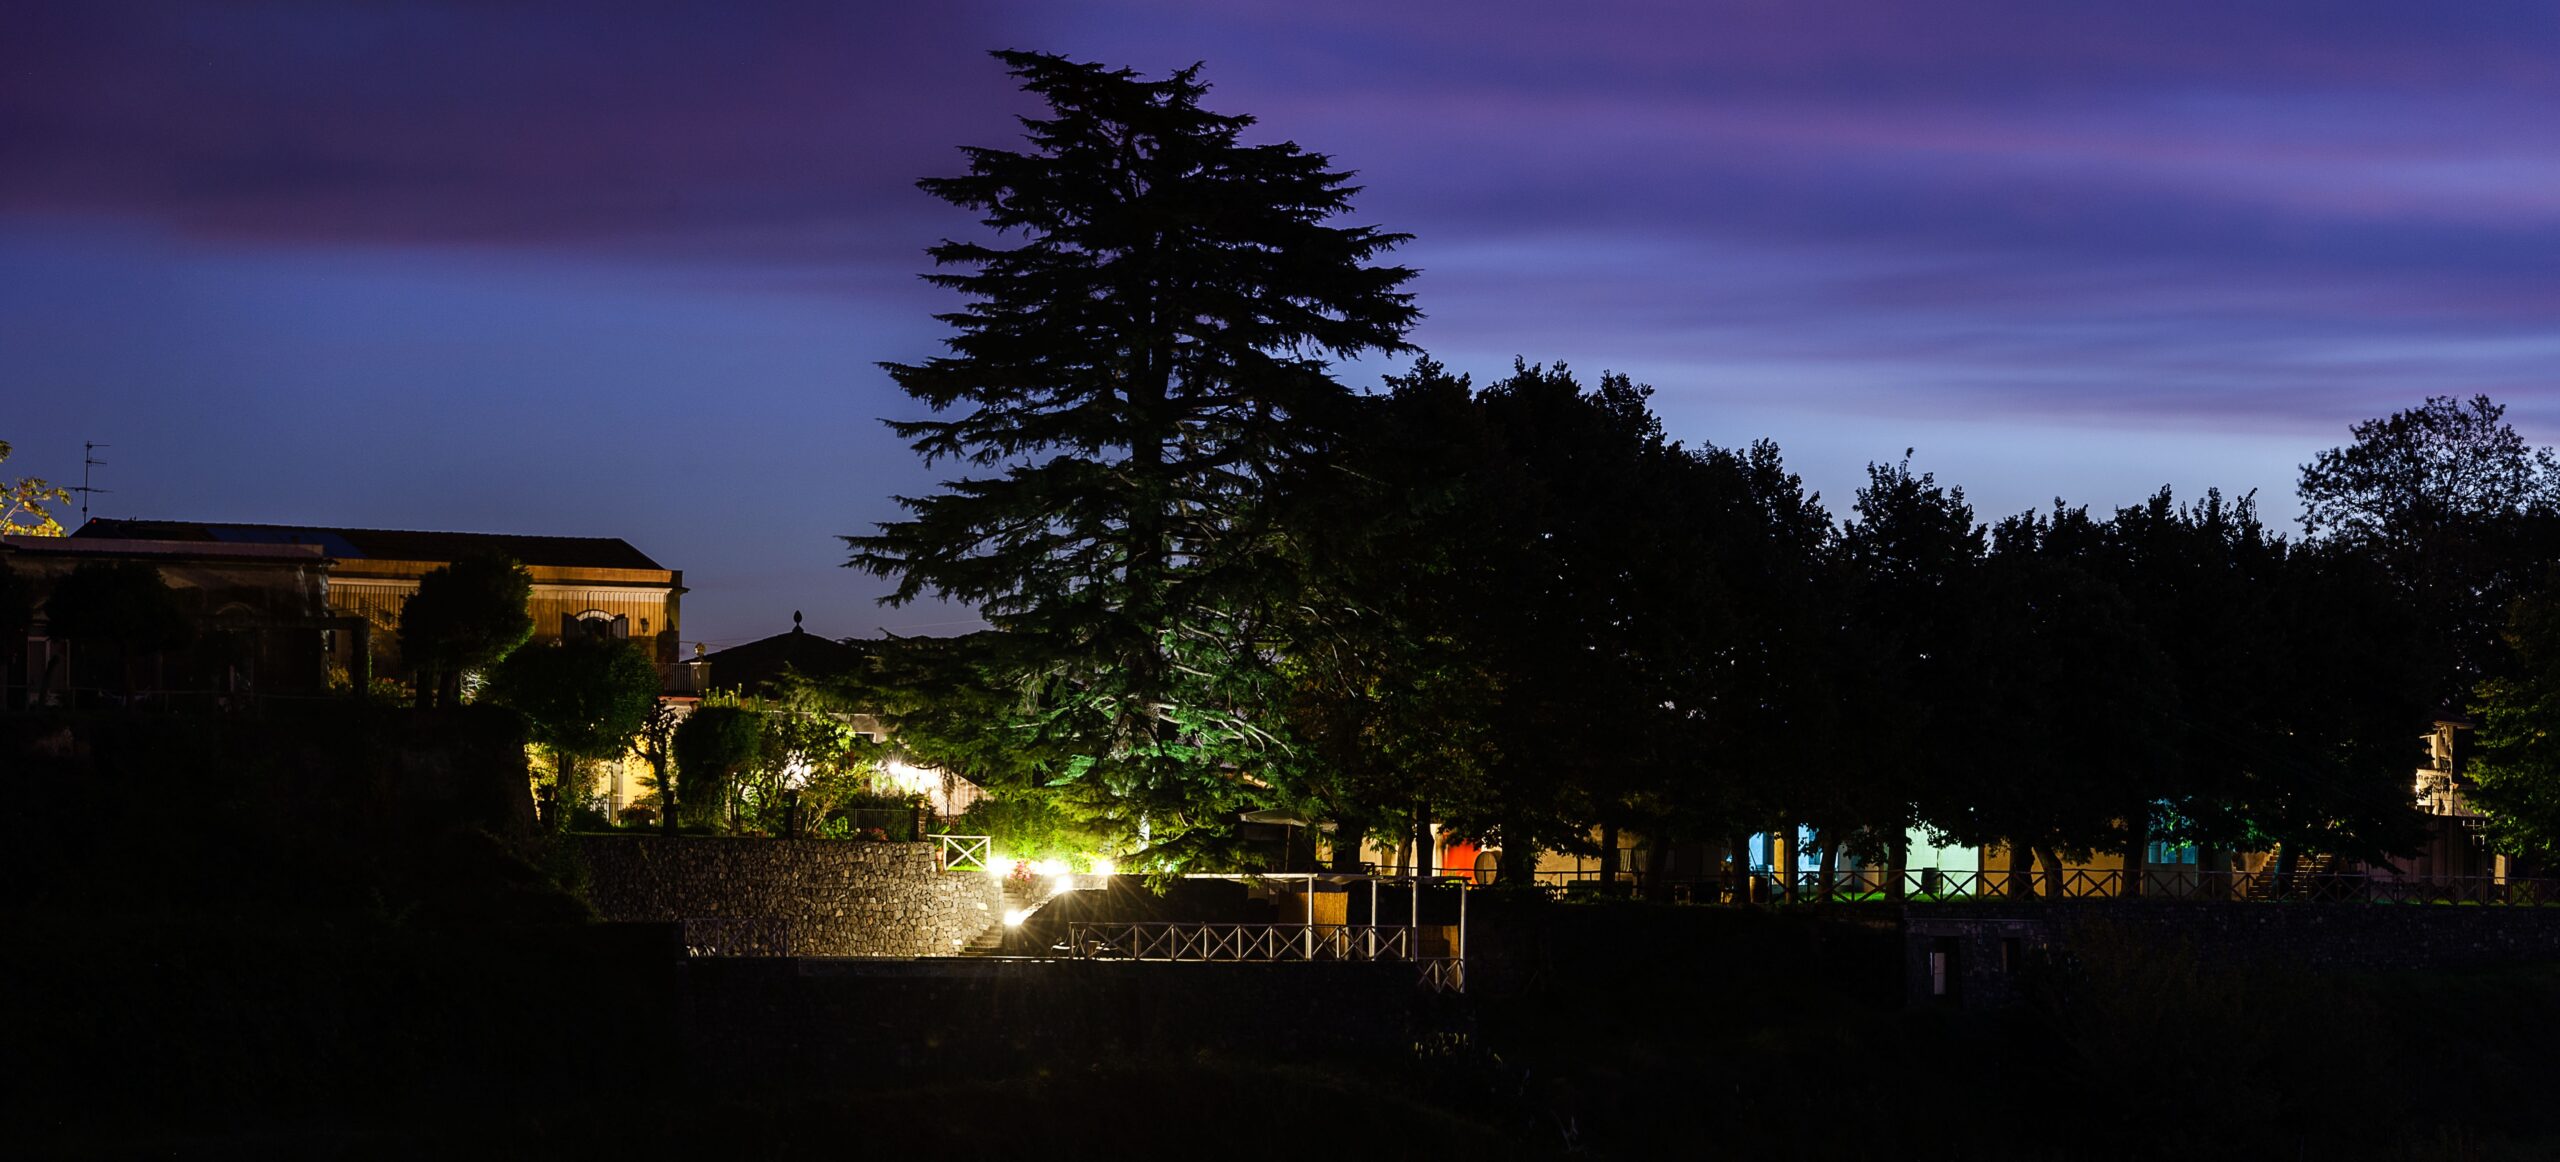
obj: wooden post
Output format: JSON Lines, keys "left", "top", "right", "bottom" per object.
{"left": 1457, "top": 880, "right": 1468, "bottom": 990}
{"left": 1303, "top": 877, "right": 1314, "bottom": 960}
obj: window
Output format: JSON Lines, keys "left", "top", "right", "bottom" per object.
{"left": 2146, "top": 841, "right": 2197, "bottom": 865}
{"left": 1930, "top": 936, "right": 1961, "bottom": 999}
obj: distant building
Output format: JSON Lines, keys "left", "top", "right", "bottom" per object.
{"left": 693, "top": 612, "right": 871, "bottom": 697}
{"left": 4, "top": 531, "right": 341, "bottom": 705}
{"left": 72, "top": 519, "right": 686, "bottom": 681}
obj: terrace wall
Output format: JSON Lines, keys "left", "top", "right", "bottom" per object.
{"left": 573, "top": 835, "right": 1004, "bottom": 957}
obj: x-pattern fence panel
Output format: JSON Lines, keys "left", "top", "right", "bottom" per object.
{"left": 928, "top": 833, "right": 991, "bottom": 873}
{"left": 1068, "top": 922, "right": 1464, "bottom": 992}
{"left": 1069, "top": 922, "right": 1416, "bottom": 963}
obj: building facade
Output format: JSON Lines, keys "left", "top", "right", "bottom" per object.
{"left": 73, "top": 519, "right": 686, "bottom": 681}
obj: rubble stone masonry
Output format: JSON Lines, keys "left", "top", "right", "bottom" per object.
{"left": 573, "top": 836, "right": 1005, "bottom": 957}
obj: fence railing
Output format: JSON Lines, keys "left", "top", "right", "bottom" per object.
{"left": 1066, "top": 921, "right": 1465, "bottom": 992}
{"left": 929, "top": 833, "right": 991, "bottom": 873}
{"left": 1066, "top": 922, "right": 1417, "bottom": 962}
{"left": 1528, "top": 867, "right": 2560, "bottom": 907}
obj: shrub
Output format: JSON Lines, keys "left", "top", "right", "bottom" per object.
{"left": 672, "top": 704, "right": 765, "bottom": 829}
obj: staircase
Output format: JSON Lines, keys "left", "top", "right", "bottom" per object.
{"left": 960, "top": 875, "right": 1073, "bottom": 956}
{"left": 2244, "top": 846, "right": 2341, "bottom": 900}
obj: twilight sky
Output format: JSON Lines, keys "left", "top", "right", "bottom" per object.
{"left": 8, "top": 1, "right": 2559, "bottom": 650}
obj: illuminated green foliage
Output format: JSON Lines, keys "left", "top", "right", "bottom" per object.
{"left": 2471, "top": 581, "right": 2560, "bottom": 861}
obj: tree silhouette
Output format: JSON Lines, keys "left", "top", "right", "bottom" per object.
{"left": 398, "top": 553, "right": 534, "bottom": 709}
{"left": 43, "top": 559, "right": 193, "bottom": 700}
{"left": 486, "top": 636, "right": 660, "bottom": 830}
{"left": 849, "top": 50, "right": 1417, "bottom": 867}
{"left": 2299, "top": 394, "right": 2560, "bottom": 690}
{"left": 1837, "top": 457, "right": 1982, "bottom": 897}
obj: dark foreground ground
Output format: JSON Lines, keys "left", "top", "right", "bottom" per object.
{"left": 11, "top": 711, "right": 2560, "bottom": 1158}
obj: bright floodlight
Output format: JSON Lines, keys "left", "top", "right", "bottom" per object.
{"left": 1002, "top": 908, "right": 1030, "bottom": 928}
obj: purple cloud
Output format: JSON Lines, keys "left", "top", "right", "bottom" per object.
{"left": 7, "top": 1, "right": 2560, "bottom": 641}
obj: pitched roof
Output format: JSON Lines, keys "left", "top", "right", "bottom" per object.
{"left": 73, "top": 518, "right": 665, "bottom": 571}
{"left": 697, "top": 624, "right": 872, "bottom": 694}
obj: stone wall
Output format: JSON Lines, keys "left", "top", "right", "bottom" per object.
{"left": 1907, "top": 900, "right": 2560, "bottom": 1008}
{"left": 572, "top": 836, "right": 1004, "bottom": 957}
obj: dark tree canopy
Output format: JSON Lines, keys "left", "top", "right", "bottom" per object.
{"left": 44, "top": 559, "right": 194, "bottom": 696}
{"left": 486, "top": 636, "right": 662, "bottom": 824}
{"left": 848, "top": 50, "right": 1418, "bottom": 867}
{"left": 398, "top": 553, "right": 535, "bottom": 709}
{"left": 2299, "top": 395, "right": 2557, "bottom": 544}
{"left": 671, "top": 703, "right": 767, "bottom": 829}
{"left": 2298, "top": 394, "right": 2560, "bottom": 689}
{"left": 0, "top": 558, "right": 31, "bottom": 648}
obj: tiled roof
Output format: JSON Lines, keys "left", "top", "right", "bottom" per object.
{"left": 73, "top": 519, "right": 665, "bottom": 571}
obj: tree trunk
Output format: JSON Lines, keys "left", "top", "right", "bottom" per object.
{"left": 1331, "top": 821, "right": 1366, "bottom": 874}
{"left": 1499, "top": 834, "right": 1538, "bottom": 888}
{"left": 2197, "top": 844, "right": 2224, "bottom": 900}
{"left": 1729, "top": 831, "right": 1756, "bottom": 905}
{"left": 2008, "top": 842, "right": 2035, "bottom": 900}
{"left": 2037, "top": 847, "right": 2067, "bottom": 901}
{"left": 1778, "top": 825, "right": 1799, "bottom": 904}
{"left": 1598, "top": 821, "right": 1621, "bottom": 892}
{"left": 553, "top": 754, "right": 579, "bottom": 832}
{"left": 2275, "top": 844, "right": 2301, "bottom": 897}
{"left": 1817, "top": 837, "right": 1840, "bottom": 903}
{"left": 2121, "top": 802, "right": 2150, "bottom": 899}
{"left": 1884, "top": 828, "right": 1910, "bottom": 903}
{"left": 1642, "top": 834, "right": 1671, "bottom": 902}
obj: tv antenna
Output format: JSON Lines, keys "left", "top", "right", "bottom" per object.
{"left": 73, "top": 441, "right": 111, "bottom": 524}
